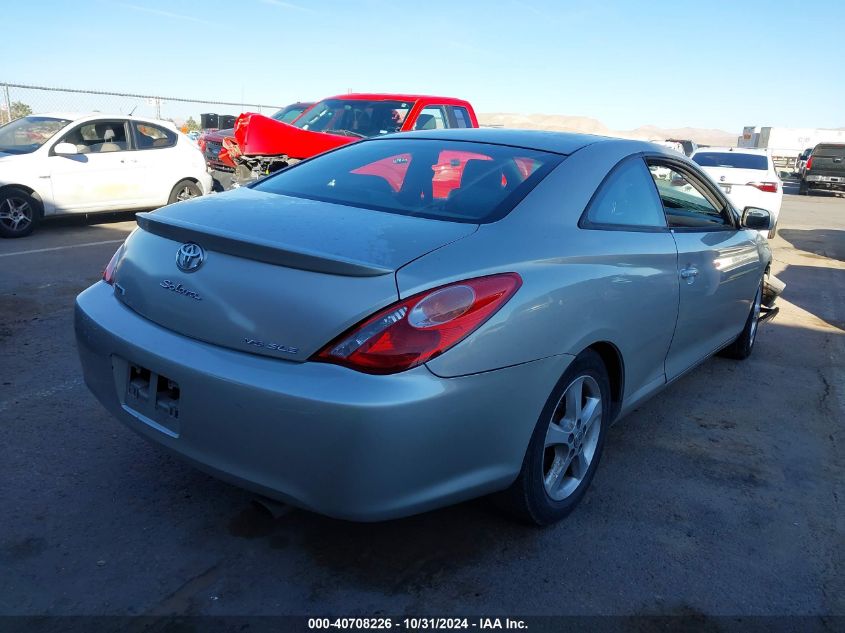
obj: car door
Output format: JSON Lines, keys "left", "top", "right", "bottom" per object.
{"left": 579, "top": 156, "right": 679, "bottom": 404}
{"left": 48, "top": 119, "right": 146, "bottom": 212}
{"left": 647, "top": 157, "right": 764, "bottom": 379}
{"left": 128, "top": 121, "right": 181, "bottom": 206}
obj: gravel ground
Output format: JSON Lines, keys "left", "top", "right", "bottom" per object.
{"left": 0, "top": 189, "right": 842, "bottom": 619}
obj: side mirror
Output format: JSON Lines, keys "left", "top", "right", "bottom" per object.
{"left": 54, "top": 142, "right": 78, "bottom": 156}
{"left": 741, "top": 206, "right": 772, "bottom": 231}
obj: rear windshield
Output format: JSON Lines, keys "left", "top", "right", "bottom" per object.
{"left": 693, "top": 152, "right": 768, "bottom": 170}
{"left": 252, "top": 138, "right": 563, "bottom": 223}
{"left": 813, "top": 145, "right": 845, "bottom": 158}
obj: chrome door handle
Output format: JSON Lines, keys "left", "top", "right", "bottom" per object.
{"left": 680, "top": 266, "right": 699, "bottom": 284}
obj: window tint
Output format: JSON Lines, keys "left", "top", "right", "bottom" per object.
{"left": 61, "top": 120, "right": 129, "bottom": 153}
{"left": 133, "top": 122, "right": 177, "bottom": 150}
{"left": 693, "top": 152, "right": 768, "bottom": 170}
{"left": 253, "top": 138, "right": 562, "bottom": 223}
{"left": 813, "top": 144, "right": 845, "bottom": 158}
{"left": 586, "top": 158, "right": 666, "bottom": 228}
{"left": 415, "top": 106, "right": 447, "bottom": 130}
{"left": 450, "top": 106, "right": 472, "bottom": 128}
{"left": 294, "top": 99, "right": 411, "bottom": 137}
{"left": 648, "top": 162, "right": 729, "bottom": 229}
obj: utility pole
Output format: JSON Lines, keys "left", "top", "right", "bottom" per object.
{"left": 3, "top": 84, "right": 12, "bottom": 124}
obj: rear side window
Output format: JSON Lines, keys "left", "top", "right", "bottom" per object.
{"left": 450, "top": 106, "right": 472, "bottom": 128}
{"left": 133, "top": 122, "right": 177, "bottom": 149}
{"left": 693, "top": 152, "right": 768, "bottom": 170}
{"left": 813, "top": 144, "right": 845, "bottom": 158}
{"left": 585, "top": 158, "right": 666, "bottom": 228}
{"left": 253, "top": 138, "right": 562, "bottom": 223}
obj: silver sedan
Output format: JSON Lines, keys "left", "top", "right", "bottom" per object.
{"left": 75, "top": 129, "right": 775, "bottom": 524}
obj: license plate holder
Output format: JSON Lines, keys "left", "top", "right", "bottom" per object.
{"left": 123, "top": 362, "right": 182, "bottom": 436}
{"left": 719, "top": 184, "right": 732, "bottom": 194}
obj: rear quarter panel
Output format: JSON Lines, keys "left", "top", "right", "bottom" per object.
{"left": 398, "top": 142, "right": 681, "bottom": 405}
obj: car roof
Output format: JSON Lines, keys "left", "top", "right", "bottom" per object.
{"left": 31, "top": 112, "right": 174, "bottom": 127}
{"left": 374, "top": 128, "right": 649, "bottom": 156}
{"left": 322, "top": 93, "right": 472, "bottom": 106}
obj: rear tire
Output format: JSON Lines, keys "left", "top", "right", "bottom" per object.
{"left": 720, "top": 279, "right": 763, "bottom": 360}
{"left": 0, "top": 187, "right": 41, "bottom": 238}
{"left": 798, "top": 179, "right": 808, "bottom": 195}
{"left": 167, "top": 179, "right": 202, "bottom": 205}
{"left": 499, "top": 350, "right": 611, "bottom": 526}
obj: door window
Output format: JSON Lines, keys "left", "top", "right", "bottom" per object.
{"left": 584, "top": 158, "right": 666, "bottom": 228}
{"left": 414, "top": 106, "right": 448, "bottom": 130}
{"left": 60, "top": 120, "right": 129, "bottom": 154}
{"left": 647, "top": 161, "right": 731, "bottom": 229}
{"left": 133, "top": 122, "right": 177, "bottom": 149}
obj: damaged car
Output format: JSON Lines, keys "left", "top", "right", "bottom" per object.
{"left": 226, "top": 93, "right": 478, "bottom": 184}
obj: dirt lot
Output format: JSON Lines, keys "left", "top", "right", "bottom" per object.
{"left": 0, "top": 190, "right": 842, "bottom": 619}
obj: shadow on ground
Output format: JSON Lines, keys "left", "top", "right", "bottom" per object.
{"left": 779, "top": 228, "right": 845, "bottom": 262}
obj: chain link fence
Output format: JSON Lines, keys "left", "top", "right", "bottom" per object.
{"left": 1, "top": 82, "right": 283, "bottom": 129}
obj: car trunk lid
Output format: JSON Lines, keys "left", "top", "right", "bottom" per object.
{"left": 701, "top": 166, "right": 770, "bottom": 187}
{"left": 113, "top": 187, "right": 477, "bottom": 361}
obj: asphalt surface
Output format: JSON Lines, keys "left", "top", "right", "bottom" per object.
{"left": 0, "top": 190, "right": 842, "bottom": 618}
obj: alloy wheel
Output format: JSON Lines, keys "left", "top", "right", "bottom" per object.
{"left": 0, "top": 196, "right": 33, "bottom": 233}
{"left": 542, "top": 375, "right": 603, "bottom": 501}
{"left": 176, "top": 185, "right": 199, "bottom": 201}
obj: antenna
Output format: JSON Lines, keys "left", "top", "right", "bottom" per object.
{"left": 128, "top": 104, "right": 138, "bottom": 116}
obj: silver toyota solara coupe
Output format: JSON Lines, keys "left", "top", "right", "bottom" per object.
{"left": 75, "top": 129, "right": 776, "bottom": 524}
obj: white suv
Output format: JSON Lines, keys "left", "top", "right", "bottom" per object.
{"left": 691, "top": 147, "right": 782, "bottom": 238}
{"left": 0, "top": 113, "right": 213, "bottom": 237}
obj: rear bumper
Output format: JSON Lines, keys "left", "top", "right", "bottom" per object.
{"left": 197, "top": 172, "right": 214, "bottom": 195}
{"left": 75, "top": 281, "right": 571, "bottom": 521}
{"left": 805, "top": 174, "right": 845, "bottom": 191}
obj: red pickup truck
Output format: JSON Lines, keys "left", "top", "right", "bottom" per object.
{"left": 228, "top": 93, "right": 478, "bottom": 183}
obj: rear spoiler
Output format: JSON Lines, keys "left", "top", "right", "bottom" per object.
{"left": 136, "top": 212, "right": 393, "bottom": 277}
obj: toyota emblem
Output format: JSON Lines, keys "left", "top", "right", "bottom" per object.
{"left": 176, "top": 242, "right": 205, "bottom": 273}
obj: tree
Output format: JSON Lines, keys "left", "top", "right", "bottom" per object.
{"left": 1, "top": 100, "right": 32, "bottom": 124}
{"left": 184, "top": 116, "right": 200, "bottom": 133}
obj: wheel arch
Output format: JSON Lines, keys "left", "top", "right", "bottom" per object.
{"left": 583, "top": 341, "right": 624, "bottom": 422}
{"left": 0, "top": 184, "right": 45, "bottom": 215}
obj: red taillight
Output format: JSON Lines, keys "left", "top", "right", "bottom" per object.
{"left": 102, "top": 244, "right": 125, "bottom": 284}
{"left": 197, "top": 138, "right": 207, "bottom": 152}
{"left": 314, "top": 273, "right": 522, "bottom": 374}
{"left": 805, "top": 157, "right": 813, "bottom": 170}
{"left": 747, "top": 181, "right": 778, "bottom": 193}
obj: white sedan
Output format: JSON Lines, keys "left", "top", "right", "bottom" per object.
{"left": 691, "top": 147, "right": 782, "bottom": 238}
{"left": 0, "top": 113, "right": 213, "bottom": 238}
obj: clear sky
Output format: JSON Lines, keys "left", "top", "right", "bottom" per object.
{"left": 3, "top": 0, "right": 844, "bottom": 133}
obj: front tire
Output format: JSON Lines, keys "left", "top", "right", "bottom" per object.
{"left": 167, "top": 179, "right": 202, "bottom": 205}
{"left": 720, "top": 280, "right": 763, "bottom": 360}
{"left": 0, "top": 187, "right": 41, "bottom": 238}
{"left": 500, "top": 350, "right": 611, "bottom": 525}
